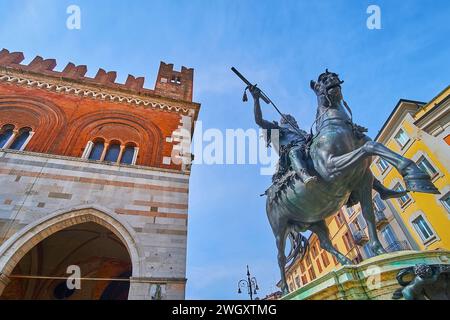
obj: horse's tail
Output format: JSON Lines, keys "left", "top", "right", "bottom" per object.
{"left": 286, "top": 231, "right": 309, "bottom": 266}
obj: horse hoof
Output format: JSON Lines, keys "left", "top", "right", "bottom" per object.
{"left": 405, "top": 177, "right": 440, "bottom": 194}
{"left": 380, "top": 189, "right": 408, "bottom": 200}
{"left": 402, "top": 163, "right": 440, "bottom": 194}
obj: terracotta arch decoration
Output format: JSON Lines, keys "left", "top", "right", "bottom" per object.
{"left": 64, "top": 111, "right": 164, "bottom": 166}
{"left": 0, "top": 206, "right": 142, "bottom": 292}
{"left": 0, "top": 95, "right": 67, "bottom": 153}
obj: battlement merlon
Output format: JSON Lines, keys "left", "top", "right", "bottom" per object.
{"left": 0, "top": 49, "right": 196, "bottom": 104}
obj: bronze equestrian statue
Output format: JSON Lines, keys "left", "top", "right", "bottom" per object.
{"left": 234, "top": 68, "right": 439, "bottom": 295}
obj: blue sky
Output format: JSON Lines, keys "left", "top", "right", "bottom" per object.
{"left": 0, "top": 0, "right": 449, "bottom": 299}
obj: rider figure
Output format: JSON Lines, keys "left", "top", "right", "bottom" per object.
{"left": 250, "top": 85, "right": 317, "bottom": 185}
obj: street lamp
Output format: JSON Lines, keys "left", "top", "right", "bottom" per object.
{"left": 237, "top": 265, "right": 259, "bottom": 300}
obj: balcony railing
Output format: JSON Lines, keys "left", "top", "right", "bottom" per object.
{"left": 375, "top": 210, "right": 389, "bottom": 229}
{"left": 385, "top": 240, "right": 410, "bottom": 253}
{"left": 353, "top": 230, "right": 369, "bottom": 246}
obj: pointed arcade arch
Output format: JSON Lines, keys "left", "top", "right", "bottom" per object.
{"left": 0, "top": 205, "right": 142, "bottom": 299}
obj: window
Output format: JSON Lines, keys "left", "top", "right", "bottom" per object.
{"left": 363, "top": 243, "right": 374, "bottom": 258}
{"left": 306, "top": 255, "right": 312, "bottom": 266}
{"left": 417, "top": 156, "right": 438, "bottom": 178}
{"left": 342, "top": 232, "right": 353, "bottom": 251}
{"left": 311, "top": 244, "right": 318, "bottom": 258}
{"left": 352, "top": 220, "right": 361, "bottom": 233}
{"left": 373, "top": 194, "right": 386, "bottom": 212}
{"left": 394, "top": 128, "right": 410, "bottom": 147}
{"left": 394, "top": 183, "right": 410, "bottom": 207}
{"left": 0, "top": 125, "right": 14, "bottom": 148}
{"left": 120, "top": 145, "right": 136, "bottom": 164}
{"left": 356, "top": 213, "right": 367, "bottom": 229}
{"left": 346, "top": 206, "right": 355, "bottom": 217}
{"left": 412, "top": 215, "right": 435, "bottom": 242}
{"left": 301, "top": 274, "right": 308, "bottom": 285}
{"left": 381, "top": 225, "right": 398, "bottom": 246}
{"left": 295, "top": 276, "right": 301, "bottom": 288}
{"left": 336, "top": 210, "right": 345, "bottom": 226}
{"left": 9, "top": 127, "right": 32, "bottom": 150}
{"left": 308, "top": 267, "right": 316, "bottom": 280}
{"left": 441, "top": 194, "right": 450, "bottom": 212}
{"left": 321, "top": 251, "right": 330, "bottom": 267}
{"left": 376, "top": 158, "right": 389, "bottom": 172}
{"left": 316, "top": 259, "right": 322, "bottom": 273}
{"left": 89, "top": 140, "right": 105, "bottom": 160}
{"left": 86, "top": 139, "right": 138, "bottom": 165}
{"left": 299, "top": 261, "right": 305, "bottom": 273}
{"left": 104, "top": 142, "right": 121, "bottom": 162}
{"left": 288, "top": 282, "right": 294, "bottom": 291}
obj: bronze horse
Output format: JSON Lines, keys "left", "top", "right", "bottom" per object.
{"left": 259, "top": 71, "right": 439, "bottom": 294}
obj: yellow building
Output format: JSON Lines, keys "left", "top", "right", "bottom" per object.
{"left": 344, "top": 189, "right": 420, "bottom": 259}
{"left": 371, "top": 86, "right": 450, "bottom": 251}
{"left": 284, "top": 210, "right": 363, "bottom": 292}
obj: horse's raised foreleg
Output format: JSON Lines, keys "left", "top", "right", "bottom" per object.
{"left": 355, "top": 173, "right": 386, "bottom": 255}
{"left": 328, "top": 141, "right": 439, "bottom": 194}
{"left": 310, "top": 220, "right": 353, "bottom": 265}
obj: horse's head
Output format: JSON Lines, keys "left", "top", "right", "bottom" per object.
{"left": 310, "top": 69, "right": 344, "bottom": 107}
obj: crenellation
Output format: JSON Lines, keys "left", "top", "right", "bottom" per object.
{"left": 0, "top": 48, "right": 195, "bottom": 102}
{"left": 62, "top": 62, "right": 87, "bottom": 78}
{"left": 27, "top": 56, "right": 57, "bottom": 72}
{"left": 125, "top": 74, "right": 145, "bottom": 91}
{"left": 0, "top": 49, "right": 25, "bottom": 65}
{"left": 94, "top": 68, "right": 117, "bottom": 84}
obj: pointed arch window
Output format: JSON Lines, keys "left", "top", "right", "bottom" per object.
{"left": 9, "top": 127, "right": 32, "bottom": 151}
{"left": 88, "top": 139, "right": 105, "bottom": 160}
{"left": 0, "top": 125, "right": 14, "bottom": 148}
{"left": 104, "top": 141, "right": 121, "bottom": 162}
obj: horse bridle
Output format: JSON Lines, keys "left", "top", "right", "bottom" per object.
{"left": 309, "top": 98, "right": 354, "bottom": 139}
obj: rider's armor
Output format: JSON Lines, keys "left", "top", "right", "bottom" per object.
{"left": 266, "top": 121, "right": 314, "bottom": 184}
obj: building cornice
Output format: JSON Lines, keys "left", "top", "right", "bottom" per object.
{"left": 374, "top": 99, "right": 424, "bottom": 143}
{"left": 414, "top": 93, "right": 450, "bottom": 134}
{"left": 0, "top": 66, "right": 200, "bottom": 118}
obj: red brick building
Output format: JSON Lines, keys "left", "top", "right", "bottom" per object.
{"left": 0, "top": 49, "right": 200, "bottom": 299}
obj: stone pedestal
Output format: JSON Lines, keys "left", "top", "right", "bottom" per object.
{"left": 282, "top": 250, "right": 450, "bottom": 300}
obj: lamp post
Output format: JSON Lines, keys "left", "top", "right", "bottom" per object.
{"left": 237, "top": 265, "right": 259, "bottom": 300}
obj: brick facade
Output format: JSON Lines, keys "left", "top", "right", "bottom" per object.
{"left": 0, "top": 49, "right": 200, "bottom": 300}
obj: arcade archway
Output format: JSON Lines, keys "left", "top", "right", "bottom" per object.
{"left": 0, "top": 207, "right": 142, "bottom": 300}
{"left": 1, "top": 222, "right": 132, "bottom": 300}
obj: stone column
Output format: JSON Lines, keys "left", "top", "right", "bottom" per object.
{"left": 100, "top": 142, "right": 109, "bottom": 161}
{"left": 2, "top": 129, "right": 18, "bottom": 149}
{"left": 117, "top": 145, "right": 126, "bottom": 164}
